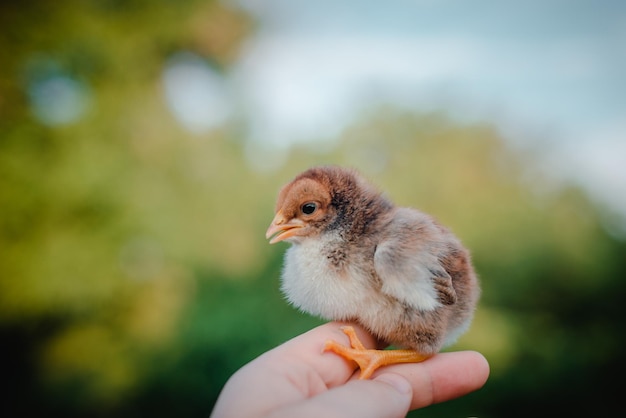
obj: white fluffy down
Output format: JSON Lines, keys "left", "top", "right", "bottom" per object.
{"left": 280, "top": 231, "right": 441, "bottom": 321}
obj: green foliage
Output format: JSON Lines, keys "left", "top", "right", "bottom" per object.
{"left": 1, "top": 2, "right": 625, "bottom": 417}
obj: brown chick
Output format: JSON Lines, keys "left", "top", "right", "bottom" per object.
{"left": 265, "top": 165, "right": 480, "bottom": 379}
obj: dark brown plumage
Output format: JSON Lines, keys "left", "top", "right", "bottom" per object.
{"left": 266, "top": 165, "right": 480, "bottom": 378}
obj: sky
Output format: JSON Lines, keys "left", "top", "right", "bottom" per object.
{"left": 162, "top": 0, "right": 626, "bottom": 221}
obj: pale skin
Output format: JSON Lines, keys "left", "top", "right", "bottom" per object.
{"left": 211, "top": 322, "right": 490, "bottom": 418}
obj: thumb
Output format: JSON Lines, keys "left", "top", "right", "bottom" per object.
{"left": 268, "top": 373, "right": 412, "bottom": 418}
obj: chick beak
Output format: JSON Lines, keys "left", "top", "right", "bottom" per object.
{"left": 265, "top": 211, "right": 303, "bottom": 244}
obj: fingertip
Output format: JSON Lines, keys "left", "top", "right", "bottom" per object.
{"left": 426, "top": 350, "right": 490, "bottom": 406}
{"left": 465, "top": 350, "right": 490, "bottom": 387}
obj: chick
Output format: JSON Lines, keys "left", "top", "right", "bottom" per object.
{"left": 266, "top": 166, "right": 480, "bottom": 379}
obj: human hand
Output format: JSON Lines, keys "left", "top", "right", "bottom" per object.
{"left": 210, "top": 322, "right": 489, "bottom": 418}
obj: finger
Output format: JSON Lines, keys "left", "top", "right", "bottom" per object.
{"left": 211, "top": 322, "right": 378, "bottom": 417}
{"left": 373, "top": 350, "right": 490, "bottom": 410}
{"left": 267, "top": 372, "right": 412, "bottom": 418}
{"left": 266, "top": 321, "right": 378, "bottom": 387}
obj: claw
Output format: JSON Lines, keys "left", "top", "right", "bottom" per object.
{"left": 324, "top": 326, "right": 430, "bottom": 379}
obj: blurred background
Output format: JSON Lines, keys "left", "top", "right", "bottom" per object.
{"left": 1, "top": 0, "right": 625, "bottom": 416}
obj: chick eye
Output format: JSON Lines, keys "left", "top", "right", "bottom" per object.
{"left": 301, "top": 202, "right": 317, "bottom": 215}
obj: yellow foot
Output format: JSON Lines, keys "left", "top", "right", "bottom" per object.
{"left": 324, "top": 326, "right": 430, "bottom": 379}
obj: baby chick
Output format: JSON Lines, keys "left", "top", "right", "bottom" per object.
{"left": 266, "top": 166, "right": 480, "bottom": 379}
